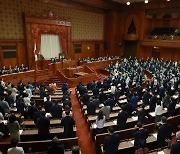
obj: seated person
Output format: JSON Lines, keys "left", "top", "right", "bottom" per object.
{"left": 47, "top": 136, "right": 64, "bottom": 154}
{"left": 7, "top": 139, "right": 24, "bottom": 154}
{"left": 0, "top": 113, "right": 5, "bottom": 138}
{"left": 8, "top": 65, "right": 13, "bottom": 74}
{"left": 72, "top": 146, "right": 81, "bottom": 154}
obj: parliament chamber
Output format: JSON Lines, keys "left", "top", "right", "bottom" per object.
{"left": 0, "top": 0, "right": 180, "bottom": 154}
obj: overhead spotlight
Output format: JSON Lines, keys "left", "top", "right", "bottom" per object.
{"left": 167, "top": 0, "right": 171, "bottom": 1}
{"left": 145, "top": 0, "right": 148, "bottom": 4}
{"left": 127, "top": 1, "right": 130, "bottom": 5}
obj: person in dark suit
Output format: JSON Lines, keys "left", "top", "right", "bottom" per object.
{"left": 87, "top": 81, "right": 93, "bottom": 90}
{"left": 137, "top": 104, "right": 147, "bottom": 124}
{"left": 92, "top": 86, "right": 99, "bottom": 97}
{"left": 87, "top": 100, "right": 96, "bottom": 115}
{"left": 72, "top": 146, "right": 80, "bottom": 154}
{"left": 170, "top": 131, "right": 180, "bottom": 154}
{"left": 105, "top": 95, "right": 114, "bottom": 110}
{"left": 133, "top": 122, "right": 148, "bottom": 150}
{"left": 82, "top": 92, "right": 90, "bottom": 105}
{"left": 36, "top": 111, "right": 50, "bottom": 140}
{"left": 47, "top": 136, "right": 64, "bottom": 154}
{"left": 124, "top": 101, "right": 133, "bottom": 117}
{"left": 96, "top": 80, "right": 102, "bottom": 89}
{"left": 130, "top": 93, "right": 139, "bottom": 111}
{"left": 114, "top": 88, "right": 121, "bottom": 102}
{"left": 167, "top": 97, "right": 176, "bottom": 117}
{"left": 62, "top": 82, "right": 68, "bottom": 95}
{"left": 0, "top": 84, "right": 4, "bottom": 96}
{"left": 157, "top": 116, "right": 172, "bottom": 148}
{"left": 99, "top": 89, "right": 107, "bottom": 103}
{"left": 117, "top": 105, "right": 128, "bottom": 130}
{"left": 27, "top": 102, "right": 38, "bottom": 119}
{"left": 142, "top": 89, "right": 151, "bottom": 105}
{"left": 92, "top": 96, "right": 100, "bottom": 108}
{"left": 149, "top": 92, "right": 158, "bottom": 112}
{"left": 63, "top": 98, "right": 71, "bottom": 109}
{"left": 103, "top": 126, "right": 120, "bottom": 154}
{"left": 51, "top": 101, "right": 63, "bottom": 119}
{"left": 61, "top": 111, "right": 75, "bottom": 138}
{"left": 44, "top": 96, "right": 53, "bottom": 113}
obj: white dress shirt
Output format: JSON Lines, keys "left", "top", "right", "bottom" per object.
{"left": 155, "top": 105, "right": 163, "bottom": 116}
{"left": 8, "top": 147, "right": 24, "bottom": 154}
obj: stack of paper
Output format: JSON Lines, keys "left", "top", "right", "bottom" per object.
{"left": 113, "top": 120, "right": 117, "bottom": 125}
{"left": 132, "top": 116, "right": 138, "bottom": 121}
{"left": 19, "top": 130, "right": 23, "bottom": 135}
{"left": 130, "top": 140, "right": 134, "bottom": 145}
{"left": 158, "top": 151, "right": 165, "bottom": 154}
{"left": 149, "top": 112, "right": 155, "bottom": 117}
{"left": 153, "top": 133, "right": 157, "bottom": 139}
{"left": 93, "top": 124, "right": 97, "bottom": 129}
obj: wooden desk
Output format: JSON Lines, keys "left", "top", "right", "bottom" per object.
{"left": 65, "top": 66, "right": 83, "bottom": 78}
{"left": 0, "top": 137, "right": 78, "bottom": 154}
{"left": 20, "top": 127, "right": 76, "bottom": 141}
{"left": 84, "top": 58, "right": 122, "bottom": 70}
{"left": 1, "top": 70, "right": 35, "bottom": 85}
{"left": 74, "top": 72, "right": 89, "bottom": 77}
{"left": 23, "top": 119, "right": 61, "bottom": 128}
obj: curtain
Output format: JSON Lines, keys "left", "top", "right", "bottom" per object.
{"left": 40, "top": 34, "right": 62, "bottom": 60}
{"left": 31, "top": 24, "right": 68, "bottom": 57}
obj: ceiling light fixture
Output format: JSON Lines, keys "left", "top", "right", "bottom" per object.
{"left": 126, "top": 1, "right": 130, "bottom": 5}
{"left": 167, "top": 0, "right": 171, "bottom": 1}
{"left": 145, "top": 0, "right": 148, "bottom": 4}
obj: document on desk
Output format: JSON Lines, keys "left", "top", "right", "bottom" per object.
{"left": 149, "top": 112, "right": 155, "bottom": 117}
{"left": 158, "top": 151, "right": 165, "bottom": 154}
{"left": 93, "top": 124, "right": 97, "bottom": 129}
{"left": 153, "top": 133, "right": 157, "bottom": 139}
{"left": 130, "top": 140, "right": 134, "bottom": 145}
{"left": 132, "top": 116, "right": 138, "bottom": 121}
{"left": 113, "top": 120, "right": 117, "bottom": 125}
{"left": 19, "top": 130, "right": 23, "bottom": 135}
{"left": 2, "top": 120, "right": 8, "bottom": 125}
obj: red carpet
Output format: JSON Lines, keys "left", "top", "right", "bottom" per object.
{"left": 70, "top": 88, "right": 96, "bottom": 154}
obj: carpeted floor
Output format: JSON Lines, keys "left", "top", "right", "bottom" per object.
{"left": 70, "top": 88, "right": 96, "bottom": 154}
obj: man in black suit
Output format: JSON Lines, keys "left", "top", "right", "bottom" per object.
{"left": 87, "top": 81, "right": 93, "bottom": 90}
{"left": 103, "top": 126, "right": 120, "bottom": 154}
{"left": 170, "top": 131, "right": 180, "bottom": 154}
{"left": 87, "top": 100, "right": 96, "bottom": 115}
{"left": 92, "top": 86, "right": 99, "bottom": 97}
{"left": 124, "top": 101, "right": 133, "bottom": 117}
{"left": 99, "top": 89, "right": 107, "bottom": 103}
{"left": 133, "top": 122, "right": 148, "bottom": 149}
{"left": 61, "top": 111, "right": 75, "bottom": 138}
{"left": 137, "top": 104, "right": 147, "bottom": 124}
{"left": 82, "top": 91, "right": 90, "bottom": 105}
{"left": 36, "top": 111, "right": 50, "bottom": 140}
{"left": 51, "top": 101, "right": 63, "bottom": 119}
{"left": 167, "top": 97, "right": 176, "bottom": 117}
{"left": 157, "top": 116, "right": 172, "bottom": 148}
{"left": 105, "top": 95, "right": 114, "bottom": 110}
{"left": 47, "top": 136, "right": 64, "bottom": 154}
{"left": 149, "top": 92, "right": 158, "bottom": 112}
{"left": 44, "top": 96, "right": 53, "bottom": 113}
{"left": 117, "top": 105, "right": 128, "bottom": 130}
{"left": 142, "top": 89, "right": 151, "bottom": 105}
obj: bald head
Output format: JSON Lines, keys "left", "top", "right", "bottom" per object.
{"left": 176, "top": 131, "right": 180, "bottom": 140}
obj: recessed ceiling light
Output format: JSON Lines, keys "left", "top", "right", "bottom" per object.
{"left": 145, "top": 0, "right": 148, "bottom": 4}
{"left": 127, "top": 1, "right": 130, "bottom": 5}
{"left": 167, "top": 0, "right": 171, "bottom": 1}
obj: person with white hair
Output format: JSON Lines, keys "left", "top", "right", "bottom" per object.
{"left": 170, "top": 131, "right": 180, "bottom": 154}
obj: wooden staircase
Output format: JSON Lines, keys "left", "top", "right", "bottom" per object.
{"left": 43, "top": 76, "right": 63, "bottom": 87}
